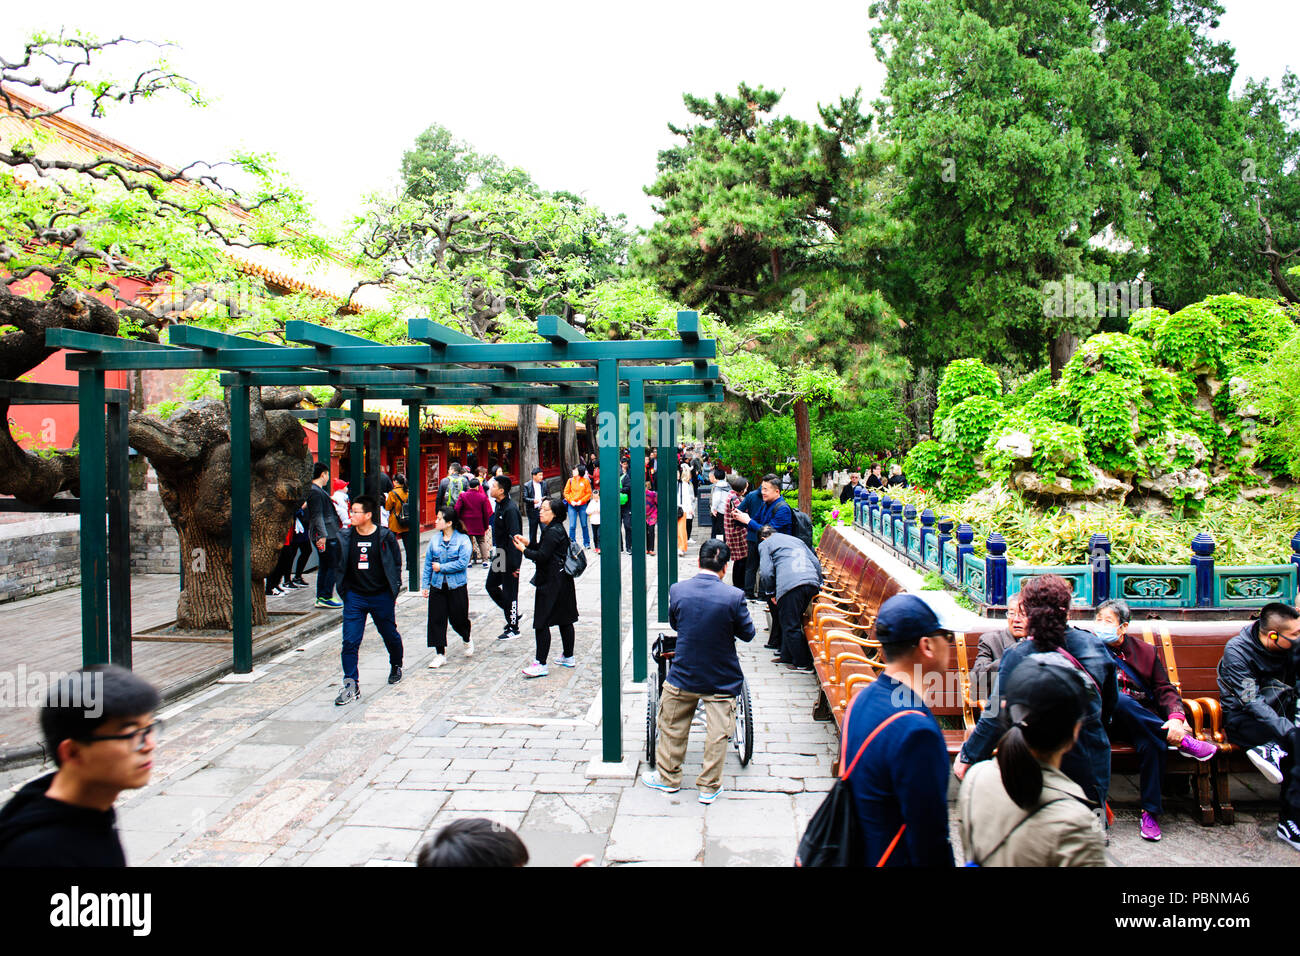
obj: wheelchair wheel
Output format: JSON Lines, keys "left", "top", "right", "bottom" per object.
{"left": 645, "top": 673, "right": 659, "bottom": 768}
{"left": 733, "top": 678, "right": 754, "bottom": 767}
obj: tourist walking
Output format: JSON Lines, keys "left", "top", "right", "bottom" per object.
{"left": 487, "top": 475, "right": 522, "bottom": 641}
{"left": 708, "top": 467, "right": 729, "bottom": 538}
{"left": 524, "top": 467, "right": 547, "bottom": 548}
{"left": 455, "top": 477, "right": 493, "bottom": 569}
{"left": 513, "top": 497, "right": 578, "bottom": 677}
{"left": 841, "top": 593, "right": 960, "bottom": 866}
{"left": 0, "top": 665, "right": 160, "bottom": 866}
{"left": 958, "top": 655, "right": 1105, "bottom": 867}
{"left": 722, "top": 474, "right": 749, "bottom": 591}
{"left": 422, "top": 506, "right": 473, "bottom": 669}
{"left": 677, "top": 462, "right": 696, "bottom": 556}
{"left": 334, "top": 495, "right": 405, "bottom": 705}
{"left": 307, "top": 462, "right": 344, "bottom": 609}
{"left": 564, "top": 465, "right": 593, "bottom": 548}
{"left": 641, "top": 540, "right": 755, "bottom": 803}
{"left": 385, "top": 472, "right": 411, "bottom": 536}
{"left": 288, "top": 501, "right": 313, "bottom": 588}
{"left": 588, "top": 481, "right": 602, "bottom": 554}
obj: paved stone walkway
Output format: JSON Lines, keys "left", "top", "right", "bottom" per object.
{"left": 1, "top": 530, "right": 1295, "bottom": 865}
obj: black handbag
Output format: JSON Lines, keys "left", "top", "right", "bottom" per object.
{"left": 562, "top": 539, "right": 587, "bottom": 578}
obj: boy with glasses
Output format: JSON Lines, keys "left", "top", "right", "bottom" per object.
{"left": 0, "top": 665, "right": 160, "bottom": 866}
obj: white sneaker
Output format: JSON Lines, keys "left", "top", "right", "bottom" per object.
{"left": 1248, "top": 743, "right": 1287, "bottom": 785}
{"left": 522, "top": 660, "right": 548, "bottom": 678}
{"left": 640, "top": 771, "right": 679, "bottom": 793}
{"left": 464, "top": 639, "right": 474, "bottom": 657}
{"left": 427, "top": 654, "right": 446, "bottom": 669}
{"left": 554, "top": 655, "right": 575, "bottom": 668}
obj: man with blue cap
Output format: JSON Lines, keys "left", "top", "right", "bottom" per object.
{"left": 841, "top": 591, "right": 973, "bottom": 867}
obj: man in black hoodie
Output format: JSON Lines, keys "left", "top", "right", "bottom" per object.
{"left": 1217, "top": 602, "right": 1300, "bottom": 851}
{"left": 0, "top": 664, "right": 160, "bottom": 866}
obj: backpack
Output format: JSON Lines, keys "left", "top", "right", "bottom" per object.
{"left": 562, "top": 539, "right": 587, "bottom": 578}
{"left": 398, "top": 492, "right": 412, "bottom": 526}
{"left": 795, "top": 706, "right": 924, "bottom": 867}
{"left": 780, "top": 499, "right": 815, "bottom": 549}
{"left": 446, "top": 474, "right": 467, "bottom": 507}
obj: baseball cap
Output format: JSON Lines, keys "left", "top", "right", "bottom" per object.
{"left": 875, "top": 592, "right": 978, "bottom": 646}
{"left": 1003, "top": 654, "right": 1089, "bottom": 727}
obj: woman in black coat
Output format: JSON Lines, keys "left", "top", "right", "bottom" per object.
{"left": 512, "top": 496, "right": 578, "bottom": 678}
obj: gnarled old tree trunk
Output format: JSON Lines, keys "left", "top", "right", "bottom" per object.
{"left": 128, "top": 387, "right": 312, "bottom": 629}
{"left": 559, "top": 414, "right": 579, "bottom": 476}
{"left": 518, "top": 403, "right": 538, "bottom": 491}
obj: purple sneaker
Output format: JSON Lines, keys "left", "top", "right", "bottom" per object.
{"left": 1140, "top": 811, "right": 1162, "bottom": 842}
{"left": 1177, "top": 734, "right": 1217, "bottom": 762}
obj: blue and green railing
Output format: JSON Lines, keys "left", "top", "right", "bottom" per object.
{"left": 850, "top": 488, "right": 1300, "bottom": 611}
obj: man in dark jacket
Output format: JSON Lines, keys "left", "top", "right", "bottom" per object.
{"left": 969, "top": 592, "right": 1027, "bottom": 702}
{"left": 641, "top": 540, "right": 755, "bottom": 803}
{"left": 839, "top": 473, "right": 862, "bottom": 505}
{"left": 307, "top": 462, "right": 344, "bottom": 609}
{"left": 841, "top": 594, "right": 959, "bottom": 867}
{"left": 735, "top": 475, "right": 792, "bottom": 598}
{"left": 756, "top": 525, "right": 824, "bottom": 670}
{"left": 1217, "top": 602, "right": 1300, "bottom": 850}
{"left": 487, "top": 476, "right": 523, "bottom": 641}
{"left": 334, "top": 495, "right": 404, "bottom": 705}
{"left": 0, "top": 665, "right": 159, "bottom": 866}
{"left": 523, "top": 467, "right": 547, "bottom": 548}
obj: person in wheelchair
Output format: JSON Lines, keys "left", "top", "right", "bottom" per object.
{"left": 641, "top": 539, "right": 756, "bottom": 804}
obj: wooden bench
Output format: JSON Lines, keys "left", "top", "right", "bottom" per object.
{"left": 807, "top": 526, "right": 1246, "bottom": 824}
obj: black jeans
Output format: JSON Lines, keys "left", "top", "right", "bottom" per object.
{"left": 486, "top": 567, "right": 520, "bottom": 632}
{"left": 592, "top": 523, "right": 601, "bottom": 549}
{"left": 427, "top": 584, "right": 471, "bottom": 651}
{"left": 712, "top": 514, "right": 724, "bottom": 537}
{"left": 775, "top": 583, "right": 818, "bottom": 668}
{"left": 535, "top": 622, "right": 575, "bottom": 665}
{"left": 267, "top": 545, "right": 294, "bottom": 592}
{"left": 732, "top": 555, "right": 747, "bottom": 591}
{"left": 1227, "top": 719, "right": 1300, "bottom": 820}
{"left": 743, "top": 546, "right": 759, "bottom": 596}
{"left": 291, "top": 535, "right": 312, "bottom": 578}
{"left": 316, "top": 539, "right": 341, "bottom": 600}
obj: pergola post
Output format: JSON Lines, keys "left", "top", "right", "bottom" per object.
{"left": 349, "top": 393, "right": 364, "bottom": 495}
{"left": 666, "top": 401, "right": 680, "bottom": 592}
{"left": 597, "top": 358, "right": 622, "bottom": 762}
{"left": 230, "top": 377, "right": 253, "bottom": 673}
{"left": 367, "top": 408, "right": 380, "bottom": 496}
{"left": 107, "top": 398, "right": 132, "bottom": 667}
{"left": 78, "top": 368, "right": 108, "bottom": 666}
{"left": 656, "top": 401, "right": 675, "bottom": 621}
{"left": 629, "top": 380, "right": 648, "bottom": 683}
{"left": 406, "top": 401, "right": 421, "bottom": 592}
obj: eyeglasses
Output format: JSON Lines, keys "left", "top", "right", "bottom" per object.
{"left": 79, "top": 719, "right": 163, "bottom": 752}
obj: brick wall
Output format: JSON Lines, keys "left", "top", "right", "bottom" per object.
{"left": 0, "top": 515, "right": 82, "bottom": 603}
{"left": 130, "top": 468, "right": 180, "bottom": 574}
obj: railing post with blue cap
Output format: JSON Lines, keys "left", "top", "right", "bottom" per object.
{"left": 854, "top": 487, "right": 865, "bottom": 528}
{"left": 890, "top": 501, "right": 904, "bottom": 555}
{"left": 985, "top": 533, "right": 1008, "bottom": 606}
{"left": 903, "top": 504, "right": 917, "bottom": 559}
{"left": 879, "top": 494, "right": 892, "bottom": 541}
{"left": 866, "top": 491, "right": 879, "bottom": 533}
{"left": 955, "top": 523, "right": 975, "bottom": 585}
{"left": 919, "top": 509, "right": 936, "bottom": 568}
{"left": 1291, "top": 529, "right": 1300, "bottom": 578}
{"left": 1089, "top": 533, "right": 1111, "bottom": 606}
{"left": 1192, "top": 532, "right": 1215, "bottom": 607}
{"left": 937, "top": 516, "right": 954, "bottom": 570}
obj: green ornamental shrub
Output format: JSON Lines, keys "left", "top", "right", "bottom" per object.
{"left": 939, "top": 395, "right": 1005, "bottom": 454}
{"left": 935, "top": 358, "right": 1001, "bottom": 422}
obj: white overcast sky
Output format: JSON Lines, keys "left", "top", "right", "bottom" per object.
{"left": 5, "top": 1, "right": 1296, "bottom": 239}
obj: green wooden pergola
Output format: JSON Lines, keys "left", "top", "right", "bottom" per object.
{"left": 50, "top": 311, "right": 719, "bottom": 762}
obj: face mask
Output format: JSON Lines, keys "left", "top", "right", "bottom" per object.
{"left": 1094, "top": 623, "right": 1122, "bottom": 645}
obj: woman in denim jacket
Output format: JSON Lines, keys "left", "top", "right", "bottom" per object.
{"left": 421, "top": 507, "right": 473, "bottom": 669}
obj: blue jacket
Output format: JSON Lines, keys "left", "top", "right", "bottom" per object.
{"left": 738, "top": 489, "right": 763, "bottom": 542}
{"left": 667, "top": 572, "right": 756, "bottom": 697}
{"left": 960, "top": 627, "right": 1117, "bottom": 807}
{"left": 423, "top": 531, "right": 472, "bottom": 590}
{"left": 745, "top": 494, "right": 793, "bottom": 542}
{"left": 844, "top": 675, "right": 954, "bottom": 867}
